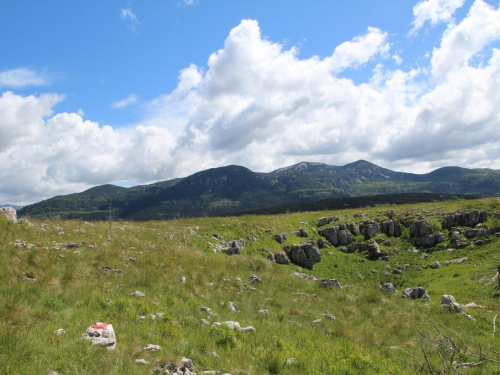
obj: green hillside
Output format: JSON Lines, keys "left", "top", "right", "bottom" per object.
{"left": 18, "top": 161, "right": 500, "bottom": 220}
{"left": 2, "top": 197, "right": 500, "bottom": 374}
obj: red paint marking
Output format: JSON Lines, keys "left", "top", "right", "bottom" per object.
{"left": 91, "top": 322, "right": 108, "bottom": 329}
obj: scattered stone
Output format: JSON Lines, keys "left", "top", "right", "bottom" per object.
{"left": 179, "top": 276, "right": 186, "bottom": 284}
{"left": 284, "top": 241, "right": 321, "bottom": 269}
{"left": 249, "top": 274, "right": 262, "bottom": 284}
{"left": 82, "top": 322, "right": 116, "bottom": 350}
{"left": 228, "top": 302, "right": 239, "bottom": 312}
{"left": 24, "top": 272, "right": 36, "bottom": 281}
{"left": 143, "top": 344, "right": 162, "bottom": 351}
{"left": 131, "top": 290, "right": 145, "bottom": 297}
{"left": 135, "top": 359, "right": 149, "bottom": 365}
{"left": 317, "top": 279, "right": 341, "bottom": 289}
{"left": 323, "top": 313, "right": 336, "bottom": 321}
{"left": 258, "top": 309, "right": 269, "bottom": 315}
{"left": 274, "top": 233, "right": 288, "bottom": 244}
{"left": 291, "top": 271, "right": 317, "bottom": 281}
{"left": 212, "top": 233, "right": 222, "bottom": 240}
{"left": 440, "top": 295, "right": 474, "bottom": 319}
{"left": 128, "top": 257, "right": 136, "bottom": 262}
{"left": 381, "top": 283, "right": 396, "bottom": 293}
{"left": 66, "top": 242, "right": 82, "bottom": 248}
{"left": 223, "top": 246, "right": 241, "bottom": 256}
{"left": 266, "top": 253, "right": 275, "bottom": 261}
{"left": 392, "top": 268, "right": 402, "bottom": 275}
{"left": 18, "top": 217, "right": 32, "bottom": 225}
{"left": 100, "top": 266, "right": 123, "bottom": 275}
{"left": 402, "top": 287, "right": 430, "bottom": 301}
{"left": 200, "top": 306, "right": 213, "bottom": 315}
{"left": 463, "top": 302, "right": 483, "bottom": 309}
{"left": 217, "top": 321, "right": 255, "bottom": 331}
{"left": 274, "top": 252, "right": 290, "bottom": 265}
{"left": 430, "top": 260, "right": 440, "bottom": 269}
{"left": 53, "top": 328, "right": 65, "bottom": 336}
{"left": 285, "top": 358, "right": 300, "bottom": 365}
{"left": 312, "top": 319, "right": 322, "bottom": 324}
{"left": 248, "top": 236, "right": 257, "bottom": 242}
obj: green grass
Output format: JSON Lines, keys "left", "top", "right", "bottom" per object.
{"left": 1, "top": 198, "right": 500, "bottom": 374}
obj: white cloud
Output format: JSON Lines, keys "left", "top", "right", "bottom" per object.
{"left": 431, "top": 0, "right": 500, "bottom": 81}
{"left": 121, "top": 8, "right": 139, "bottom": 32}
{"left": 112, "top": 94, "right": 138, "bottom": 109}
{"left": 326, "top": 27, "right": 390, "bottom": 73}
{"left": 2, "top": 9, "right": 500, "bottom": 205}
{"left": 183, "top": 0, "right": 196, "bottom": 5}
{"left": 0, "top": 68, "right": 48, "bottom": 87}
{"left": 410, "top": 0, "right": 466, "bottom": 35}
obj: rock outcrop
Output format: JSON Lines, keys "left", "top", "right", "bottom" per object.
{"left": 441, "top": 210, "right": 488, "bottom": 229}
{"left": 0, "top": 207, "right": 17, "bottom": 223}
{"left": 320, "top": 225, "right": 354, "bottom": 246}
{"left": 284, "top": 241, "right": 321, "bottom": 270}
{"left": 381, "top": 219, "right": 402, "bottom": 237}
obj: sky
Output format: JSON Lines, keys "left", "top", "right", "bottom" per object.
{"left": 1, "top": 0, "right": 500, "bottom": 205}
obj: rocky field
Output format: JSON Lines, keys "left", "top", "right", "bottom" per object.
{"left": 1, "top": 198, "right": 500, "bottom": 374}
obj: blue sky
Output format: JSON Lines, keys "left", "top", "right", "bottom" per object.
{"left": 1, "top": 0, "right": 500, "bottom": 204}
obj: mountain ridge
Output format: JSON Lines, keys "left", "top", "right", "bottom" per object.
{"left": 18, "top": 160, "right": 500, "bottom": 220}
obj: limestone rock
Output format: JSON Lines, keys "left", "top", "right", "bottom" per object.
{"left": 82, "top": 322, "right": 116, "bottom": 350}
{"left": 249, "top": 274, "right": 262, "bottom": 284}
{"left": 228, "top": 302, "right": 239, "bottom": 312}
{"left": 274, "top": 233, "right": 288, "bottom": 244}
{"left": 131, "top": 290, "right": 145, "bottom": 297}
{"left": 360, "top": 220, "right": 380, "bottom": 239}
{"left": 274, "top": 252, "right": 290, "bottom": 265}
{"left": 381, "top": 282, "right": 396, "bottom": 293}
{"left": 381, "top": 220, "right": 402, "bottom": 237}
{"left": 317, "top": 278, "right": 341, "bottom": 289}
{"left": 402, "top": 287, "right": 430, "bottom": 301}
{"left": 284, "top": 241, "right": 321, "bottom": 269}
{"left": 430, "top": 260, "right": 440, "bottom": 269}
{"left": 441, "top": 210, "right": 488, "bottom": 230}
{"left": 293, "top": 229, "right": 308, "bottom": 238}
{"left": 143, "top": 344, "right": 162, "bottom": 351}
{"left": 320, "top": 226, "right": 353, "bottom": 246}
{"left": 0, "top": 207, "right": 17, "bottom": 223}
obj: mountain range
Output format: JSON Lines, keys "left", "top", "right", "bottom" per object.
{"left": 18, "top": 160, "right": 500, "bottom": 220}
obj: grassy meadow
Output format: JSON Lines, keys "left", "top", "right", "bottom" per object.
{"left": 1, "top": 198, "right": 500, "bottom": 374}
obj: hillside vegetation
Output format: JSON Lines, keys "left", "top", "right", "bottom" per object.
{"left": 2, "top": 198, "right": 500, "bottom": 374}
{"left": 18, "top": 160, "right": 500, "bottom": 220}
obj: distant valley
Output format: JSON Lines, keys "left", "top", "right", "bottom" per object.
{"left": 18, "top": 160, "right": 500, "bottom": 220}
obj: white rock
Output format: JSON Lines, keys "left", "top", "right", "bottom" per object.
{"left": 82, "top": 322, "right": 116, "bottom": 350}
{"left": 228, "top": 302, "right": 239, "bottom": 312}
{"left": 131, "top": 291, "right": 145, "bottom": 297}
{"left": 0, "top": 207, "right": 17, "bottom": 223}
{"left": 285, "top": 358, "right": 299, "bottom": 365}
{"left": 143, "top": 344, "right": 162, "bottom": 351}
{"left": 135, "top": 359, "right": 149, "bottom": 365}
{"left": 258, "top": 309, "right": 269, "bottom": 315}
{"left": 53, "top": 328, "right": 65, "bottom": 336}
{"left": 181, "top": 357, "right": 194, "bottom": 369}
{"left": 313, "top": 319, "right": 322, "bottom": 324}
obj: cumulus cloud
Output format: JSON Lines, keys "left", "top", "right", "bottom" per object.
{"left": 0, "top": 68, "right": 48, "bottom": 87}
{"left": 431, "top": 0, "right": 500, "bottom": 81}
{"left": 112, "top": 94, "right": 138, "bottom": 109}
{"left": 121, "top": 8, "right": 139, "bottom": 32}
{"left": 410, "top": 0, "right": 466, "bottom": 35}
{"left": 2, "top": 6, "right": 500, "bottom": 205}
